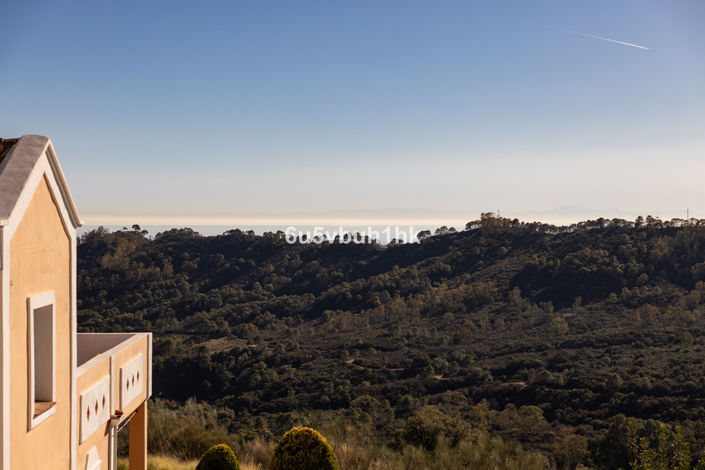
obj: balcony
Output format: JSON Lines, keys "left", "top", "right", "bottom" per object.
{"left": 76, "top": 332, "right": 152, "bottom": 469}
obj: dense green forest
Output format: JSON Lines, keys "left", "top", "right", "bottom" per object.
{"left": 79, "top": 214, "right": 705, "bottom": 469}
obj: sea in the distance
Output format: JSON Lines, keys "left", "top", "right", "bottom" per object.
{"left": 79, "top": 224, "right": 461, "bottom": 243}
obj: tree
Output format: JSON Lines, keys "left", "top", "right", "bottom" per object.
{"left": 417, "top": 230, "right": 431, "bottom": 242}
{"left": 627, "top": 422, "right": 700, "bottom": 470}
{"left": 401, "top": 406, "right": 469, "bottom": 451}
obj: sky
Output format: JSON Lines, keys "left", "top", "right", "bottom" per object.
{"left": 1, "top": 0, "right": 704, "bottom": 228}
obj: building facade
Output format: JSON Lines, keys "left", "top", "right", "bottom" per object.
{"left": 0, "top": 135, "right": 151, "bottom": 470}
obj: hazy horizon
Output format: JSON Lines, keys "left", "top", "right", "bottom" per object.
{"left": 80, "top": 205, "right": 696, "bottom": 233}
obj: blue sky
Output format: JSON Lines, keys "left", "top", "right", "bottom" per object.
{"left": 2, "top": 0, "right": 704, "bottom": 226}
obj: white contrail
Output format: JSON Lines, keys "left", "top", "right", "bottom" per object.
{"left": 560, "top": 29, "right": 649, "bottom": 50}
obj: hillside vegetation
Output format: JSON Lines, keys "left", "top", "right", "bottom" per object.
{"left": 79, "top": 214, "right": 705, "bottom": 469}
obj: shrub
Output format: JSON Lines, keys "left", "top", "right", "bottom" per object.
{"left": 196, "top": 444, "right": 240, "bottom": 470}
{"left": 147, "top": 399, "right": 235, "bottom": 460}
{"left": 401, "top": 406, "right": 469, "bottom": 451}
{"left": 271, "top": 426, "right": 339, "bottom": 470}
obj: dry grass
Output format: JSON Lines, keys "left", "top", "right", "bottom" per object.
{"left": 240, "top": 463, "right": 265, "bottom": 470}
{"left": 118, "top": 455, "right": 197, "bottom": 470}
{"left": 118, "top": 436, "right": 550, "bottom": 470}
{"left": 117, "top": 454, "right": 264, "bottom": 470}
{"left": 235, "top": 438, "right": 274, "bottom": 469}
{"left": 143, "top": 399, "right": 552, "bottom": 470}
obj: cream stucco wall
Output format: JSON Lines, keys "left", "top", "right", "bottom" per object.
{"left": 112, "top": 336, "right": 150, "bottom": 415}
{"left": 9, "top": 176, "right": 72, "bottom": 469}
{"left": 76, "top": 357, "right": 111, "bottom": 470}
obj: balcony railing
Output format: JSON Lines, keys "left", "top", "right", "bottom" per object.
{"left": 76, "top": 332, "right": 152, "bottom": 462}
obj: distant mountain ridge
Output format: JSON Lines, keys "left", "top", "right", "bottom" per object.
{"left": 77, "top": 216, "right": 705, "bottom": 468}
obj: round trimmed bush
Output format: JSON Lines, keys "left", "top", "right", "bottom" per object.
{"left": 196, "top": 443, "right": 240, "bottom": 470}
{"left": 271, "top": 426, "right": 339, "bottom": 470}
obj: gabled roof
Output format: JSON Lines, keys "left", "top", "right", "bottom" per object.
{"left": 0, "top": 135, "right": 82, "bottom": 228}
{"left": 0, "top": 138, "right": 19, "bottom": 163}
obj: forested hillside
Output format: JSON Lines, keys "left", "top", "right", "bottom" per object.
{"left": 78, "top": 214, "right": 705, "bottom": 469}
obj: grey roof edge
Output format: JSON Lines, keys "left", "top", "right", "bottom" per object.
{"left": 44, "top": 137, "right": 83, "bottom": 228}
{"left": 0, "top": 135, "right": 83, "bottom": 228}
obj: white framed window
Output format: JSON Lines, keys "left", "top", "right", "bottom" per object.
{"left": 27, "top": 291, "right": 56, "bottom": 429}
